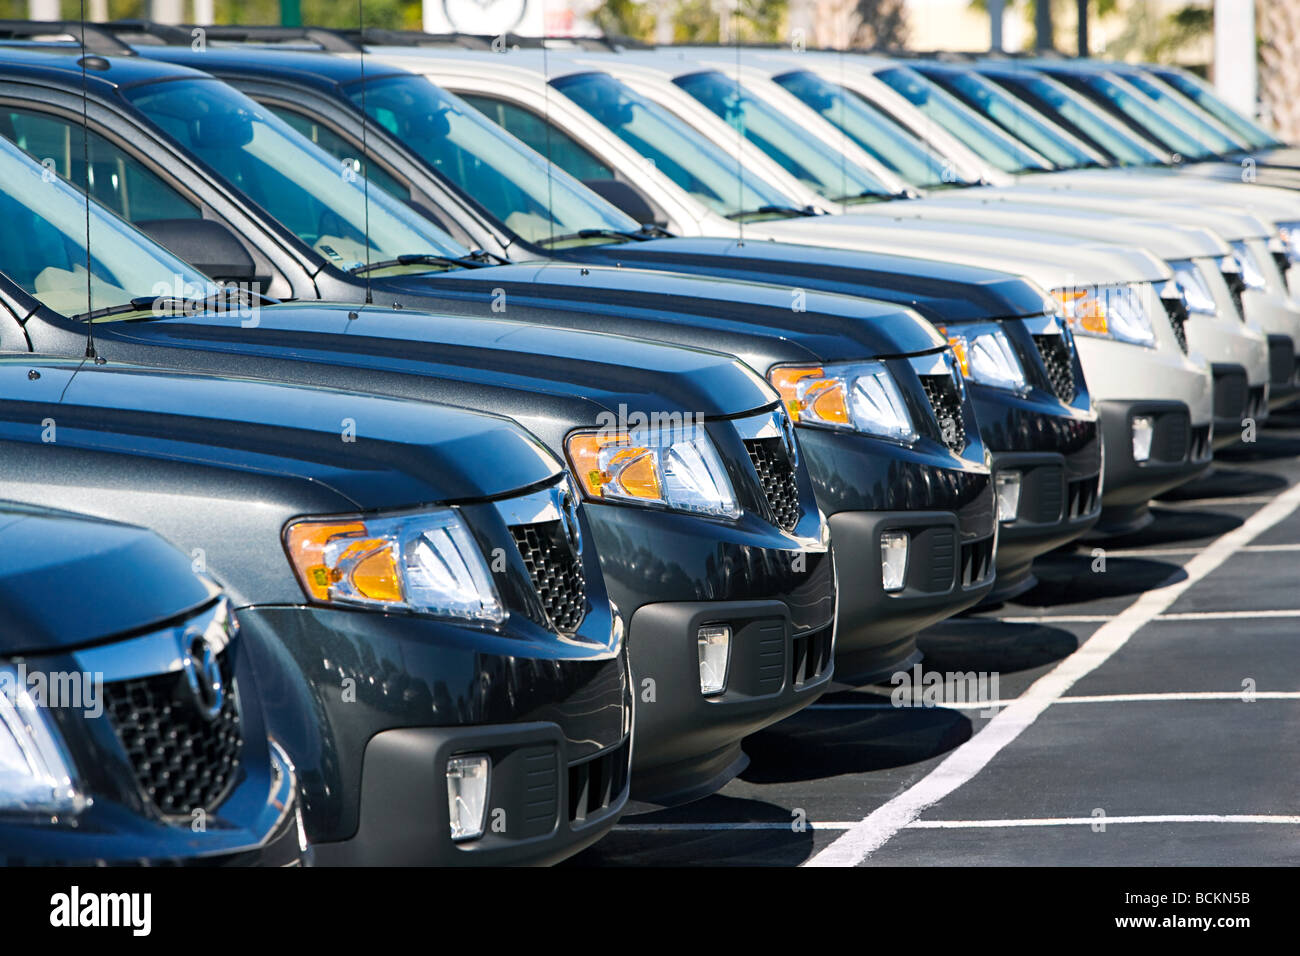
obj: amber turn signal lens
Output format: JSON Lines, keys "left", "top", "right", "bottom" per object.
{"left": 769, "top": 365, "right": 850, "bottom": 425}
{"left": 284, "top": 521, "right": 367, "bottom": 601}
{"left": 566, "top": 432, "right": 663, "bottom": 501}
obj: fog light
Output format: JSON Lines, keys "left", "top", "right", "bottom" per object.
{"left": 446, "top": 754, "right": 490, "bottom": 842}
{"left": 697, "top": 625, "right": 731, "bottom": 695}
{"left": 1131, "top": 415, "right": 1155, "bottom": 463}
{"left": 995, "top": 471, "right": 1022, "bottom": 523}
{"left": 880, "top": 531, "right": 910, "bottom": 592}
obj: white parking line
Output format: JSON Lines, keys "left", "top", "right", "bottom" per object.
{"left": 908, "top": 815, "right": 1300, "bottom": 828}
{"left": 998, "top": 614, "right": 1115, "bottom": 624}
{"left": 614, "top": 814, "right": 1300, "bottom": 835}
{"left": 1000, "top": 609, "right": 1300, "bottom": 624}
{"left": 1160, "top": 494, "right": 1277, "bottom": 507}
{"left": 805, "top": 480, "right": 1300, "bottom": 868}
{"left": 809, "top": 691, "right": 1300, "bottom": 711}
{"left": 1105, "top": 543, "right": 1300, "bottom": 558}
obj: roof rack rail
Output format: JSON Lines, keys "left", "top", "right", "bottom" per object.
{"left": 94, "top": 20, "right": 194, "bottom": 46}
{"left": 0, "top": 19, "right": 135, "bottom": 55}
{"left": 110, "top": 22, "right": 364, "bottom": 52}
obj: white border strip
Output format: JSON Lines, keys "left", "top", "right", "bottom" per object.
{"left": 908, "top": 815, "right": 1300, "bottom": 828}
{"left": 805, "top": 480, "right": 1300, "bottom": 867}
{"left": 809, "top": 691, "right": 1300, "bottom": 711}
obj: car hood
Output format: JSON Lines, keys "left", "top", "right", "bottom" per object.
{"left": 560, "top": 236, "right": 1051, "bottom": 324}
{"left": 377, "top": 261, "right": 947, "bottom": 366}
{"left": 0, "top": 357, "right": 561, "bottom": 511}
{"left": 860, "top": 195, "right": 1230, "bottom": 259}
{"left": 0, "top": 503, "right": 218, "bottom": 653}
{"left": 753, "top": 213, "right": 1172, "bottom": 287}
{"left": 90, "top": 300, "right": 777, "bottom": 424}
{"left": 1007, "top": 173, "right": 1298, "bottom": 236}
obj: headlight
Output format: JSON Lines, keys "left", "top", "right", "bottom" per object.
{"left": 769, "top": 361, "right": 916, "bottom": 443}
{"left": 0, "top": 667, "right": 83, "bottom": 814}
{"left": 1277, "top": 223, "right": 1300, "bottom": 265}
{"left": 1168, "top": 260, "right": 1217, "bottom": 315}
{"left": 940, "top": 323, "right": 1027, "bottom": 391}
{"left": 566, "top": 421, "right": 739, "bottom": 518}
{"left": 1229, "top": 241, "right": 1267, "bottom": 290}
{"left": 284, "top": 509, "right": 504, "bottom": 622}
{"left": 1051, "top": 283, "right": 1156, "bottom": 348}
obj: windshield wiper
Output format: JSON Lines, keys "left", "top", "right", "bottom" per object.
{"left": 71, "top": 286, "right": 281, "bottom": 323}
{"left": 535, "top": 228, "right": 645, "bottom": 248}
{"left": 349, "top": 252, "right": 493, "bottom": 275}
{"left": 725, "top": 204, "right": 815, "bottom": 221}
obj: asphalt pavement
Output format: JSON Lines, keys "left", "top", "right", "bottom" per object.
{"left": 568, "top": 407, "right": 1300, "bottom": 866}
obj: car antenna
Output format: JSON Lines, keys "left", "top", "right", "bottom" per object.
{"left": 732, "top": 20, "right": 743, "bottom": 244}
{"left": 542, "top": 39, "right": 555, "bottom": 247}
{"left": 77, "top": 3, "right": 98, "bottom": 361}
{"left": 358, "top": 0, "right": 373, "bottom": 305}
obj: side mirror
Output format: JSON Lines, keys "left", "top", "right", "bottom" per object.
{"left": 582, "top": 179, "right": 664, "bottom": 228}
{"left": 136, "top": 218, "right": 264, "bottom": 287}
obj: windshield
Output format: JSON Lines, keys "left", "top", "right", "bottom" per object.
{"left": 548, "top": 70, "right": 794, "bottom": 219}
{"left": 1120, "top": 71, "right": 1247, "bottom": 154}
{"left": 123, "top": 77, "right": 470, "bottom": 274}
{"left": 1150, "top": 67, "right": 1283, "bottom": 150}
{"left": 916, "top": 67, "right": 1099, "bottom": 170}
{"left": 772, "top": 69, "right": 972, "bottom": 188}
{"left": 1045, "top": 69, "right": 1217, "bottom": 160}
{"left": 0, "top": 135, "right": 209, "bottom": 317}
{"left": 348, "top": 74, "right": 639, "bottom": 244}
{"left": 980, "top": 69, "right": 1165, "bottom": 166}
{"left": 874, "top": 66, "right": 1053, "bottom": 173}
{"left": 672, "top": 70, "right": 893, "bottom": 202}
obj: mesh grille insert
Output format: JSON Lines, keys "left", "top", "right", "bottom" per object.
{"left": 743, "top": 436, "right": 802, "bottom": 532}
{"left": 920, "top": 374, "right": 967, "bottom": 452}
{"left": 1162, "top": 297, "right": 1190, "bottom": 354}
{"left": 103, "top": 652, "right": 242, "bottom": 817}
{"left": 1223, "top": 270, "right": 1247, "bottom": 320}
{"left": 510, "top": 520, "right": 586, "bottom": 632}
{"left": 1033, "top": 334, "right": 1077, "bottom": 401}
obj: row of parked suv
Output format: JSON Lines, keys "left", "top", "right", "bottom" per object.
{"left": 1, "top": 20, "right": 1296, "bottom": 865}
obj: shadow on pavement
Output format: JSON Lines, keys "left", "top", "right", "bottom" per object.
{"left": 561, "top": 795, "right": 815, "bottom": 866}
{"left": 737, "top": 698, "right": 972, "bottom": 784}
{"left": 1016, "top": 554, "right": 1186, "bottom": 606}
{"left": 916, "top": 619, "right": 1080, "bottom": 675}
{"left": 1091, "top": 508, "right": 1243, "bottom": 548}
{"left": 1156, "top": 466, "right": 1288, "bottom": 501}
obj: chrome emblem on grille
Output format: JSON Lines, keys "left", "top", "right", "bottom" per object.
{"left": 558, "top": 482, "right": 583, "bottom": 558}
{"left": 180, "top": 628, "right": 224, "bottom": 721}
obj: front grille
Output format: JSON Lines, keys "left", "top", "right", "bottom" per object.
{"left": 927, "top": 527, "right": 956, "bottom": 592}
{"left": 920, "top": 373, "right": 967, "bottom": 452}
{"left": 1161, "top": 297, "right": 1190, "bottom": 354}
{"left": 791, "top": 626, "right": 833, "bottom": 687}
{"left": 568, "top": 739, "right": 629, "bottom": 825}
{"left": 1033, "top": 334, "right": 1077, "bottom": 401}
{"left": 960, "top": 537, "right": 994, "bottom": 587}
{"left": 1152, "top": 411, "right": 1191, "bottom": 463}
{"left": 1190, "top": 424, "right": 1212, "bottom": 461}
{"left": 1213, "top": 367, "right": 1248, "bottom": 420}
{"left": 1269, "top": 336, "right": 1295, "bottom": 386}
{"left": 743, "top": 436, "right": 801, "bottom": 532}
{"left": 1248, "top": 385, "right": 1267, "bottom": 419}
{"left": 103, "top": 652, "right": 242, "bottom": 817}
{"left": 1024, "top": 464, "right": 1064, "bottom": 524}
{"left": 510, "top": 520, "right": 586, "bottom": 632}
{"left": 1223, "top": 270, "right": 1247, "bottom": 320}
{"left": 1067, "top": 475, "right": 1100, "bottom": 519}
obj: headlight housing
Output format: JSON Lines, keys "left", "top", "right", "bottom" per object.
{"left": 940, "top": 322, "right": 1027, "bottom": 392}
{"left": 1276, "top": 222, "right": 1300, "bottom": 265}
{"left": 566, "top": 421, "right": 739, "bottom": 518}
{"left": 284, "top": 509, "right": 504, "bottom": 622}
{"left": 769, "top": 361, "right": 916, "bottom": 443}
{"left": 1051, "top": 283, "right": 1156, "bottom": 348}
{"left": 1168, "top": 260, "right": 1217, "bottom": 315}
{"left": 0, "top": 667, "right": 83, "bottom": 814}
{"left": 1229, "top": 241, "right": 1267, "bottom": 290}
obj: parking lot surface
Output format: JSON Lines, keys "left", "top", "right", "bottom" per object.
{"left": 569, "top": 410, "right": 1300, "bottom": 866}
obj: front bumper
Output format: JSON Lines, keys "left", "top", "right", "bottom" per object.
{"left": 626, "top": 599, "right": 832, "bottom": 805}
{"left": 235, "top": 603, "right": 628, "bottom": 862}
{"left": 583, "top": 503, "right": 835, "bottom": 806}
{"left": 1210, "top": 362, "right": 1267, "bottom": 448}
{"left": 1095, "top": 399, "right": 1213, "bottom": 535}
{"left": 794, "top": 425, "right": 994, "bottom": 685}
{"left": 312, "top": 724, "right": 629, "bottom": 866}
